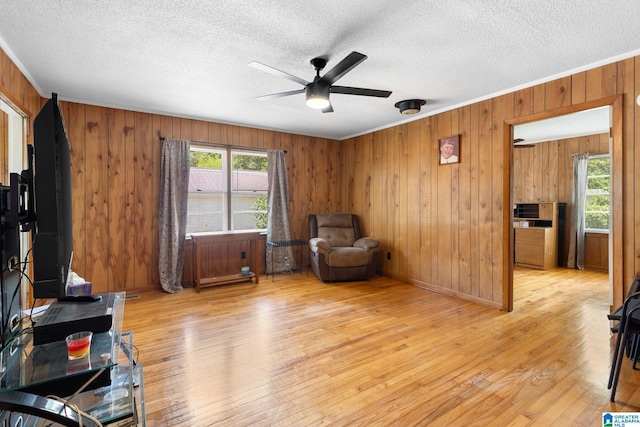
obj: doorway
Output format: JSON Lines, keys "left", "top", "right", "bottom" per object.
{"left": 1, "top": 94, "right": 29, "bottom": 310}
{"left": 504, "top": 95, "right": 623, "bottom": 311}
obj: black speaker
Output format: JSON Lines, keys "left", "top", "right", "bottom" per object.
{"left": 557, "top": 203, "right": 567, "bottom": 266}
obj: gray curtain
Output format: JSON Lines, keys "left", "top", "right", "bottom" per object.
{"left": 567, "top": 153, "right": 589, "bottom": 269}
{"left": 158, "top": 138, "right": 191, "bottom": 293}
{"left": 266, "top": 150, "right": 294, "bottom": 273}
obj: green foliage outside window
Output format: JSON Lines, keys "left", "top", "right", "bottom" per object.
{"left": 190, "top": 151, "right": 222, "bottom": 168}
{"left": 190, "top": 152, "right": 268, "bottom": 171}
{"left": 233, "top": 154, "right": 268, "bottom": 171}
{"left": 585, "top": 156, "right": 610, "bottom": 230}
{"left": 253, "top": 194, "right": 268, "bottom": 229}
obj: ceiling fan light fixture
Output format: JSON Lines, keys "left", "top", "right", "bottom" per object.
{"left": 306, "top": 94, "right": 330, "bottom": 109}
{"left": 305, "top": 84, "right": 330, "bottom": 109}
{"left": 395, "top": 99, "right": 427, "bottom": 115}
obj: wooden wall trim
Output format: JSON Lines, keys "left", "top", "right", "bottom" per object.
{"left": 393, "top": 274, "right": 504, "bottom": 311}
{"left": 0, "top": 83, "right": 32, "bottom": 118}
{"left": 503, "top": 121, "right": 514, "bottom": 312}
{"left": 611, "top": 94, "right": 623, "bottom": 307}
{"left": 506, "top": 95, "right": 619, "bottom": 127}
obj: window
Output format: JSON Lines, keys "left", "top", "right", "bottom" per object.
{"left": 186, "top": 147, "right": 267, "bottom": 233}
{"left": 230, "top": 151, "right": 268, "bottom": 230}
{"left": 584, "top": 154, "right": 610, "bottom": 232}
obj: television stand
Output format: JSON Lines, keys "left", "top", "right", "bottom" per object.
{"left": 0, "top": 330, "right": 145, "bottom": 425}
{"left": 58, "top": 295, "right": 102, "bottom": 303}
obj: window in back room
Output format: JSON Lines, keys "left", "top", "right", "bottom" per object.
{"left": 584, "top": 154, "right": 610, "bottom": 232}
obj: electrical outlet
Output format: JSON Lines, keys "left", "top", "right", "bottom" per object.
{"left": 241, "top": 251, "right": 246, "bottom": 259}
{"left": 387, "top": 252, "right": 391, "bottom": 260}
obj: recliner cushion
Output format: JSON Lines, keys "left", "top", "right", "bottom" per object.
{"left": 316, "top": 214, "right": 352, "bottom": 228}
{"left": 325, "top": 247, "right": 370, "bottom": 267}
{"left": 309, "top": 237, "right": 330, "bottom": 253}
{"left": 354, "top": 237, "right": 379, "bottom": 251}
{"left": 318, "top": 227, "right": 355, "bottom": 247}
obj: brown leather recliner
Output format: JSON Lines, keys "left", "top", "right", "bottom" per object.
{"left": 308, "top": 214, "right": 380, "bottom": 282}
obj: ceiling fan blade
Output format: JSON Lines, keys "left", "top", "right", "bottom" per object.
{"left": 256, "top": 89, "right": 305, "bottom": 101}
{"left": 513, "top": 137, "right": 534, "bottom": 148}
{"left": 248, "top": 61, "right": 309, "bottom": 87}
{"left": 321, "top": 103, "right": 334, "bottom": 113}
{"left": 321, "top": 51, "right": 367, "bottom": 84}
{"left": 331, "top": 86, "right": 392, "bottom": 98}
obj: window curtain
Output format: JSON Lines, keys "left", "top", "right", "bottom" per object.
{"left": 266, "top": 150, "right": 294, "bottom": 273}
{"left": 567, "top": 153, "right": 589, "bottom": 269}
{"left": 158, "top": 138, "right": 191, "bottom": 293}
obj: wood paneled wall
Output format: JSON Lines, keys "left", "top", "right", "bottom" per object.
{"left": 2, "top": 45, "right": 640, "bottom": 309}
{"left": 341, "top": 104, "right": 509, "bottom": 308}
{"left": 513, "top": 133, "right": 609, "bottom": 203}
{"left": 58, "top": 105, "right": 340, "bottom": 293}
{"left": 341, "top": 58, "right": 638, "bottom": 310}
{"left": 513, "top": 133, "right": 609, "bottom": 268}
{"left": 585, "top": 232, "right": 609, "bottom": 272}
{"left": 1, "top": 47, "right": 341, "bottom": 293}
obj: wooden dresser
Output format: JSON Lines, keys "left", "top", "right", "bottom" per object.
{"left": 514, "top": 202, "right": 559, "bottom": 270}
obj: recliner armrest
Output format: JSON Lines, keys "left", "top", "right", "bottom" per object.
{"left": 309, "top": 237, "right": 331, "bottom": 255}
{"left": 354, "top": 237, "right": 379, "bottom": 251}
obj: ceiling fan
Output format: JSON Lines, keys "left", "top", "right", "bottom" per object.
{"left": 249, "top": 51, "right": 392, "bottom": 113}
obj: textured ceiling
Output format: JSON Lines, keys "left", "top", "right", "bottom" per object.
{"left": 0, "top": 1, "right": 639, "bottom": 140}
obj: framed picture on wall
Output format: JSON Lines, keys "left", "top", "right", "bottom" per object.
{"left": 439, "top": 135, "right": 460, "bottom": 165}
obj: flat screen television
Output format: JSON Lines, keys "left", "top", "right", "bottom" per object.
{"left": 31, "top": 93, "right": 74, "bottom": 299}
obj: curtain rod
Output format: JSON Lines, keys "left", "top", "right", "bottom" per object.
{"left": 158, "top": 131, "right": 286, "bottom": 153}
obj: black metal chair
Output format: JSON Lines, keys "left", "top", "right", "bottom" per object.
{"left": 608, "top": 278, "right": 640, "bottom": 372}
{"left": 608, "top": 278, "right": 640, "bottom": 331}
{"left": 608, "top": 290, "right": 640, "bottom": 402}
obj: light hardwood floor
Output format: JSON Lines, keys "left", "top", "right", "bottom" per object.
{"left": 122, "top": 268, "right": 636, "bottom": 426}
